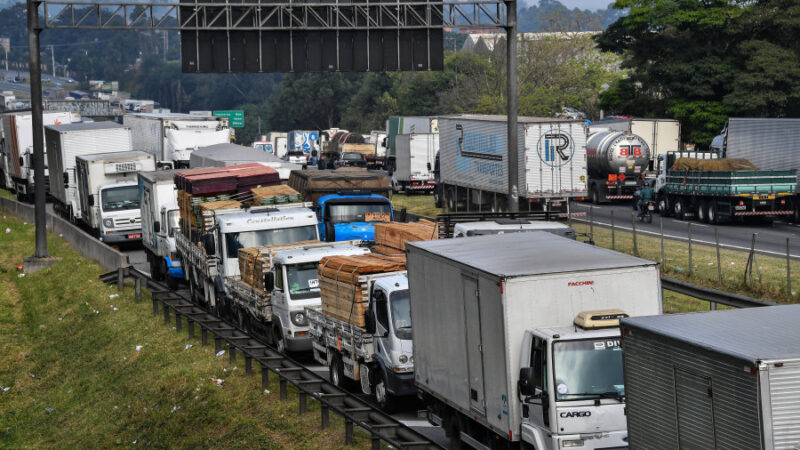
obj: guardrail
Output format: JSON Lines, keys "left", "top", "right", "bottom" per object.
{"left": 101, "top": 266, "right": 443, "bottom": 450}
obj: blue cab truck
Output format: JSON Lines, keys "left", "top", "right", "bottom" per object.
{"left": 288, "top": 169, "right": 393, "bottom": 242}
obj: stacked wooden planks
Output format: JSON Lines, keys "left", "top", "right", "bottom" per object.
{"left": 250, "top": 185, "right": 304, "bottom": 205}
{"left": 373, "top": 220, "right": 438, "bottom": 256}
{"left": 238, "top": 240, "right": 323, "bottom": 290}
{"left": 287, "top": 169, "right": 390, "bottom": 204}
{"left": 318, "top": 254, "right": 406, "bottom": 326}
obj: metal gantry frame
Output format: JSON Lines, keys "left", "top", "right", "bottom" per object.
{"left": 24, "top": 0, "right": 519, "bottom": 260}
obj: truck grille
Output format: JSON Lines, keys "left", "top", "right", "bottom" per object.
{"left": 114, "top": 217, "right": 141, "bottom": 227}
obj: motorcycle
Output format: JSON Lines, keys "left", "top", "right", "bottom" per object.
{"left": 638, "top": 201, "right": 654, "bottom": 223}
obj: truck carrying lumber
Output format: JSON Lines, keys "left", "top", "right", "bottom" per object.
{"left": 318, "top": 254, "right": 406, "bottom": 326}
{"left": 249, "top": 185, "right": 303, "bottom": 206}
{"left": 238, "top": 239, "right": 321, "bottom": 290}
{"left": 288, "top": 169, "right": 390, "bottom": 204}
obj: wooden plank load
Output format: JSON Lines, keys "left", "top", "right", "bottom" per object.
{"left": 250, "top": 185, "right": 304, "bottom": 206}
{"left": 238, "top": 240, "right": 323, "bottom": 290}
{"left": 672, "top": 158, "right": 758, "bottom": 171}
{"left": 175, "top": 163, "right": 280, "bottom": 195}
{"left": 373, "top": 220, "right": 437, "bottom": 256}
{"left": 288, "top": 168, "right": 390, "bottom": 205}
{"left": 318, "top": 254, "right": 406, "bottom": 326}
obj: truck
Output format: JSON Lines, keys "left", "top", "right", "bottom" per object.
{"left": 710, "top": 117, "right": 800, "bottom": 221}
{"left": 138, "top": 170, "right": 183, "bottom": 287}
{"left": 0, "top": 92, "right": 15, "bottom": 110}
{"left": 188, "top": 143, "right": 303, "bottom": 182}
{"left": 288, "top": 169, "right": 393, "bottom": 242}
{"left": 123, "top": 113, "right": 232, "bottom": 169}
{"left": 75, "top": 151, "right": 155, "bottom": 243}
{"left": 452, "top": 218, "right": 576, "bottom": 239}
{"left": 589, "top": 118, "right": 680, "bottom": 167}
{"left": 326, "top": 132, "right": 383, "bottom": 170}
{"left": 391, "top": 133, "right": 438, "bottom": 193}
{"left": 656, "top": 151, "right": 796, "bottom": 223}
{"left": 438, "top": 115, "right": 587, "bottom": 214}
{"left": 386, "top": 116, "right": 438, "bottom": 171}
{"left": 620, "top": 304, "right": 800, "bottom": 449}
{"left": 369, "top": 129, "right": 388, "bottom": 160}
{"left": 307, "top": 258, "right": 412, "bottom": 411}
{"left": 0, "top": 111, "right": 74, "bottom": 201}
{"left": 288, "top": 130, "right": 319, "bottom": 155}
{"left": 46, "top": 122, "right": 132, "bottom": 223}
{"left": 407, "top": 232, "right": 662, "bottom": 449}
{"left": 586, "top": 130, "right": 651, "bottom": 203}
{"left": 227, "top": 241, "right": 369, "bottom": 353}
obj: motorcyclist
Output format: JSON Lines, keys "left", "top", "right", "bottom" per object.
{"left": 635, "top": 180, "right": 655, "bottom": 217}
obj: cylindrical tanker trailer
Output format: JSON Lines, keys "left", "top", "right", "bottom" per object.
{"left": 586, "top": 131, "right": 651, "bottom": 203}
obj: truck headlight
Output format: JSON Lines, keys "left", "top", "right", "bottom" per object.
{"left": 561, "top": 439, "right": 584, "bottom": 448}
{"left": 102, "top": 218, "right": 114, "bottom": 229}
{"left": 290, "top": 312, "right": 307, "bottom": 326}
{"left": 399, "top": 354, "right": 408, "bottom": 364}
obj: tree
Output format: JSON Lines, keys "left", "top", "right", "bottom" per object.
{"left": 597, "top": 0, "right": 800, "bottom": 145}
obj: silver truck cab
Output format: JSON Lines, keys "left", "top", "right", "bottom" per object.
{"left": 453, "top": 219, "right": 576, "bottom": 239}
{"left": 269, "top": 243, "right": 369, "bottom": 352}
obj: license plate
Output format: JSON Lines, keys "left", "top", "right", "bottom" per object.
{"left": 759, "top": 201, "right": 767, "bottom": 205}
{"left": 735, "top": 206, "right": 747, "bottom": 211}
{"left": 308, "top": 279, "right": 319, "bottom": 288}
{"left": 648, "top": 205, "right": 655, "bottom": 211}
{"left": 127, "top": 233, "right": 141, "bottom": 239}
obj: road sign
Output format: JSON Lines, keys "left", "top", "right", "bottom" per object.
{"left": 213, "top": 110, "right": 244, "bottom": 128}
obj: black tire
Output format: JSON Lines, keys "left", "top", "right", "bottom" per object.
{"left": 374, "top": 370, "right": 396, "bottom": 413}
{"left": 150, "top": 254, "right": 164, "bottom": 282}
{"left": 330, "top": 353, "right": 348, "bottom": 389}
{"left": 697, "top": 201, "right": 708, "bottom": 223}
{"left": 708, "top": 200, "right": 720, "bottom": 225}
{"left": 658, "top": 196, "right": 671, "bottom": 217}
{"left": 433, "top": 186, "right": 443, "bottom": 209}
{"left": 674, "top": 198, "right": 687, "bottom": 220}
{"left": 591, "top": 185, "right": 600, "bottom": 204}
{"left": 272, "top": 323, "right": 286, "bottom": 354}
{"left": 446, "top": 187, "right": 456, "bottom": 212}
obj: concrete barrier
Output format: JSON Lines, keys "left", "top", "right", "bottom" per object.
{"left": 0, "top": 197, "right": 129, "bottom": 270}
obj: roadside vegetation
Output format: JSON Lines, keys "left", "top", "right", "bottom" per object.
{"left": 0, "top": 213, "right": 368, "bottom": 448}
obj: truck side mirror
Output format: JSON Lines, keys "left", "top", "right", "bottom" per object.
{"left": 63, "top": 171, "right": 69, "bottom": 186}
{"left": 518, "top": 367, "right": 537, "bottom": 397}
{"left": 364, "top": 311, "right": 375, "bottom": 334}
{"left": 88, "top": 195, "right": 95, "bottom": 207}
{"left": 427, "top": 162, "right": 432, "bottom": 171}
{"left": 153, "top": 221, "right": 161, "bottom": 233}
{"left": 203, "top": 234, "right": 215, "bottom": 256}
{"left": 19, "top": 157, "right": 24, "bottom": 166}
{"left": 264, "top": 272, "right": 275, "bottom": 292}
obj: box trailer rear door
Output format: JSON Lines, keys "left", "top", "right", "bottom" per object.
{"left": 761, "top": 359, "right": 800, "bottom": 449}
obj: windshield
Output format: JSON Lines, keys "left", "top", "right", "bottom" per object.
{"left": 285, "top": 262, "right": 321, "bottom": 300}
{"left": 342, "top": 153, "right": 362, "bottom": 160}
{"left": 327, "top": 201, "right": 391, "bottom": 224}
{"left": 390, "top": 289, "right": 412, "bottom": 340}
{"left": 553, "top": 338, "right": 624, "bottom": 401}
{"left": 288, "top": 151, "right": 305, "bottom": 157}
{"left": 224, "top": 225, "right": 318, "bottom": 259}
{"left": 101, "top": 185, "right": 140, "bottom": 212}
{"left": 167, "top": 210, "right": 180, "bottom": 237}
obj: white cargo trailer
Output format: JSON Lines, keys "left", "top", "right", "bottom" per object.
{"left": 138, "top": 170, "right": 183, "bottom": 286}
{"left": 46, "top": 122, "right": 132, "bottom": 222}
{"left": 437, "top": 114, "right": 587, "bottom": 214}
{"left": 392, "top": 133, "right": 438, "bottom": 193}
{"left": 0, "top": 111, "right": 74, "bottom": 200}
{"left": 630, "top": 118, "right": 680, "bottom": 164}
{"left": 407, "top": 232, "right": 661, "bottom": 449}
{"left": 621, "top": 305, "right": 800, "bottom": 450}
{"left": 188, "top": 143, "right": 302, "bottom": 182}
{"left": 75, "top": 150, "right": 156, "bottom": 243}
{"left": 123, "top": 113, "right": 231, "bottom": 168}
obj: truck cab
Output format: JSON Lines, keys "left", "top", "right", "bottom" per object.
{"left": 453, "top": 219, "right": 576, "bottom": 239}
{"left": 518, "top": 312, "right": 629, "bottom": 450}
{"left": 266, "top": 243, "right": 369, "bottom": 352}
{"left": 154, "top": 204, "right": 182, "bottom": 280}
{"left": 316, "top": 193, "right": 393, "bottom": 242}
{"left": 96, "top": 180, "right": 142, "bottom": 243}
{"left": 362, "top": 274, "right": 415, "bottom": 410}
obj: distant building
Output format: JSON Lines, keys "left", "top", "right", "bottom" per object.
{"left": 461, "top": 31, "right": 600, "bottom": 53}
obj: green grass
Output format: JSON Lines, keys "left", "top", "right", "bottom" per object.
{"left": 391, "top": 193, "right": 442, "bottom": 218}
{"left": 0, "top": 214, "right": 370, "bottom": 448}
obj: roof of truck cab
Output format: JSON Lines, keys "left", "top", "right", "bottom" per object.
{"left": 406, "top": 232, "right": 656, "bottom": 278}
{"left": 45, "top": 122, "right": 126, "bottom": 132}
{"left": 454, "top": 220, "right": 572, "bottom": 232}
{"left": 77, "top": 150, "right": 153, "bottom": 162}
{"left": 138, "top": 169, "right": 179, "bottom": 183}
{"left": 218, "top": 207, "right": 318, "bottom": 233}
{"left": 621, "top": 304, "right": 800, "bottom": 363}
{"left": 273, "top": 243, "right": 369, "bottom": 264}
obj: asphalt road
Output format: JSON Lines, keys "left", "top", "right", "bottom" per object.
{"left": 571, "top": 202, "right": 800, "bottom": 260}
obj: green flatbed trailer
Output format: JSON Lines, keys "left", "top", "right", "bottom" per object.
{"left": 664, "top": 169, "right": 796, "bottom": 223}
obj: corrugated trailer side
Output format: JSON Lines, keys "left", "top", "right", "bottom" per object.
{"left": 123, "top": 115, "right": 163, "bottom": 159}
{"left": 621, "top": 324, "right": 763, "bottom": 449}
{"left": 723, "top": 118, "right": 800, "bottom": 188}
{"left": 523, "top": 120, "right": 587, "bottom": 199}
{"left": 762, "top": 360, "right": 800, "bottom": 449}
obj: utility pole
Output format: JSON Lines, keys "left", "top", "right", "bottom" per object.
{"left": 505, "top": 0, "right": 519, "bottom": 212}
{"left": 50, "top": 45, "right": 55, "bottom": 78}
{"left": 163, "top": 31, "right": 168, "bottom": 62}
{"left": 26, "top": 0, "right": 56, "bottom": 270}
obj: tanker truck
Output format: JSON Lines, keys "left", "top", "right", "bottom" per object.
{"left": 586, "top": 131, "right": 651, "bottom": 203}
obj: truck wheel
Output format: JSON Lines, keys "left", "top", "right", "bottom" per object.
{"left": 330, "top": 353, "right": 348, "bottom": 389}
{"left": 150, "top": 255, "right": 164, "bottom": 282}
{"left": 697, "top": 201, "right": 708, "bottom": 223}
{"left": 271, "top": 324, "right": 286, "bottom": 354}
{"left": 374, "top": 371, "right": 396, "bottom": 413}
{"left": 708, "top": 201, "right": 720, "bottom": 225}
{"left": 658, "top": 197, "right": 670, "bottom": 217}
{"left": 433, "top": 187, "right": 443, "bottom": 209}
{"left": 591, "top": 186, "right": 601, "bottom": 204}
{"left": 674, "top": 198, "right": 686, "bottom": 220}
{"left": 446, "top": 187, "right": 456, "bottom": 212}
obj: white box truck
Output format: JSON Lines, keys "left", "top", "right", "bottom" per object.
{"left": 0, "top": 111, "right": 74, "bottom": 201}
{"left": 75, "top": 151, "right": 156, "bottom": 243}
{"left": 123, "top": 113, "right": 231, "bottom": 169}
{"left": 620, "top": 304, "right": 800, "bottom": 450}
{"left": 138, "top": 170, "right": 183, "bottom": 287}
{"left": 391, "top": 133, "right": 438, "bottom": 193}
{"left": 46, "top": 122, "right": 132, "bottom": 223}
{"left": 437, "top": 114, "right": 587, "bottom": 214}
{"left": 386, "top": 116, "right": 438, "bottom": 171}
{"left": 407, "top": 232, "right": 662, "bottom": 450}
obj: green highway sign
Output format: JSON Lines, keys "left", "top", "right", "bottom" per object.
{"left": 213, "top": 110, "right": 244, "bottom": 128}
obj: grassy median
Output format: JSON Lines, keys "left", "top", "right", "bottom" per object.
{"left": 0, "top": 213, "right": 368, "bottom": 448}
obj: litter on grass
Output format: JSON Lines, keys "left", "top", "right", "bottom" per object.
{"left": 210, "top": 378, "right": 225, "bottom": 386}
{"left": 109, "top": 294, "right": 119, "bottom": 299}
{"left": 184, "top": 344, "right": 193, "bottom": 350}
{"left": 135, "top": 345, "right": 143, "bottom": 351}
{"left": 215, "top": 350, "right": 226, "bottom": 357}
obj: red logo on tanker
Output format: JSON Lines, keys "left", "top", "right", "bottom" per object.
{"left": 568, "top": 281, "right": 594, "bottom": 287}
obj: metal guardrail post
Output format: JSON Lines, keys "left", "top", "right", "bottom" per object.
{"left": 261, "top": 364, "right": 269, "bottom": 389}
{"left": 787, "top": 238, "right": 792, "bottom": 297}
{"left": 188, "top": 319, "right": 195, "bottom": 340}
{"left": 280, "top": 377, "right": 288, "bottom": 400}
{"left": 589, "top": 206, "right": 594, "bottom": 242}
{"left": 688, "top": 222, "right": 693, "bottom": 277}
{"left": 321, "top": 404, "right": 330, "bottom": 429}
{"left": 135, "top": 277, "right": 142, "bottom": 302}
{"left": 299, "top": 392, "right": 307, "bottom": 414}
{"left": 345, "top": 420, "right": 354, "bottom": 444}
{"left": 117, "top": 267, "right": 124, "bottom": 291}
{"left": 715, "top": 228, "right": 722, "bottom": 283}
{"left": 631, "top": 212, "right": 638, "bottom": 256}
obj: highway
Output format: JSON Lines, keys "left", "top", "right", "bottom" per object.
{"left": 571, "top": 202, "right": 800, "bottom": 260}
